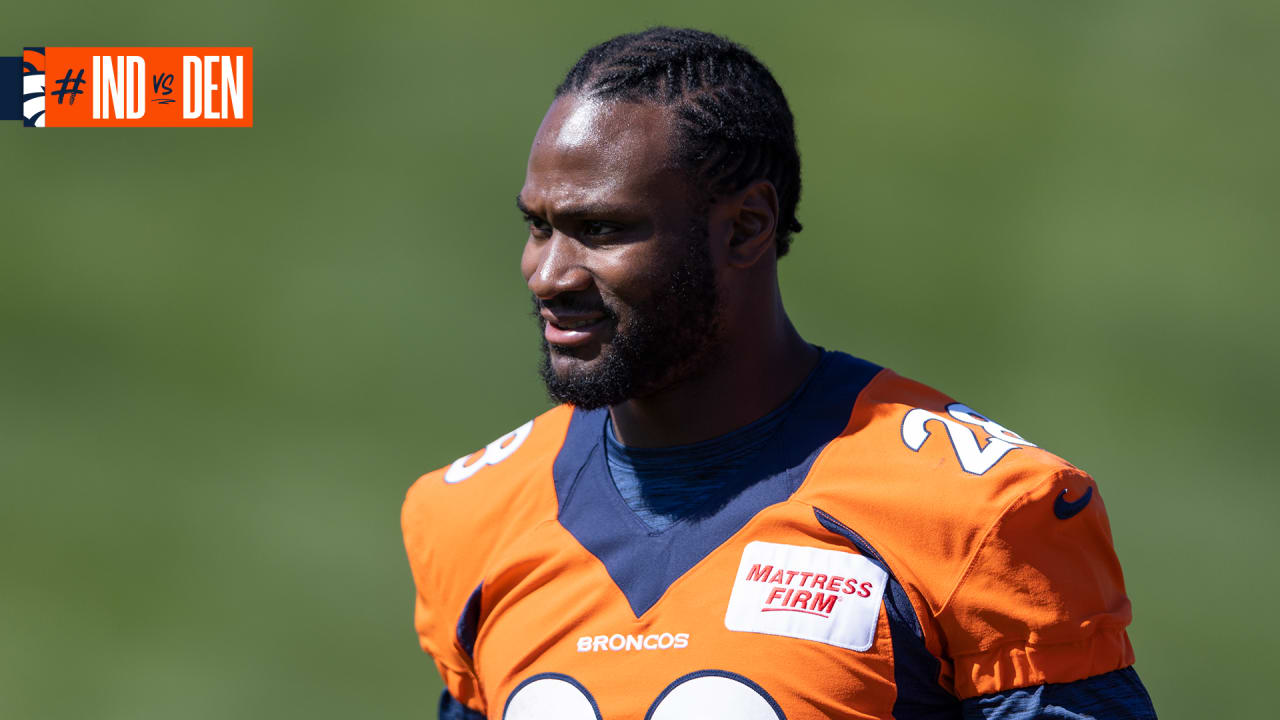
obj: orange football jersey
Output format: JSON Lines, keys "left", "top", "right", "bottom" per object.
{"left": 401, "top": 352, "right": 1135, "bottom": 719}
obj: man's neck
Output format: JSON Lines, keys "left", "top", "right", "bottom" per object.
{"left": 608, "top": 317, "right": 820, "bottom": 449}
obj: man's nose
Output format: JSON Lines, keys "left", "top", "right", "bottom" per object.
{"left": 526, "top": 233, "right": 593, "bottom": 300}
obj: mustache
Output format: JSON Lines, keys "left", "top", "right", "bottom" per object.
{"left": 531, "top": 293, "right": 618, "bottom": 322}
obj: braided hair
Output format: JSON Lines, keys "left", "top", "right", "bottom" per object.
{"left": 556, "top": 27, "right": 804, "bottom": 257}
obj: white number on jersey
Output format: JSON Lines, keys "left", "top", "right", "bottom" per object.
{"left": 503, "top": 671, "right": 782, "bottom": 720}
{"left": 901, "top": 403, "right": 1035, "bottom": 475}
{"left": 443, "top": 420, "right": 534, "bottom": 484}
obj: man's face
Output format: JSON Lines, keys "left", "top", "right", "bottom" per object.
{"left": 519, "top": 94, "right": 722, "bottom": 409}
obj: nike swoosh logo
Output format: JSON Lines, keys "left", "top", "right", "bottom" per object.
{"left": 1054, "top": 486, "right": 1093, "bottom": 520}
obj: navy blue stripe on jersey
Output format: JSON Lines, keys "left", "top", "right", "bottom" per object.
{"left": 455, "top": 583, "right": 483, "bottom": 659}
{"left": 814, "top": 507, "right": 961, "bottom": 719}
{"left": 438, "top": 689, "right": 485, "bottom": 720}
{"left": 0, "top": 57, "right": 21, "bottom": 121}
{"left": 961, "top": 666, "right": 1157, "bottom": 719}
{"left": 552, "top": 351, "right": 882, "bottom": 617}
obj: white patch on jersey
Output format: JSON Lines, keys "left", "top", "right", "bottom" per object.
{"left": 648, "top": 674, "right": 781, "bottom": 720}
{"left": 504, "top": 677, "right": 597, "bottom": 720}
{"left": 724, "top": 541, "right": 887, "bottom": 652}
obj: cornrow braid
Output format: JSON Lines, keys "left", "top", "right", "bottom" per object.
{"left": 556, "top": 27, "right": 804, "bottom": 258}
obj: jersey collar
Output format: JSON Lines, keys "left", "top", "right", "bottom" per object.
{"left": 550, "top": 350, "right": 882, "bottom": 617}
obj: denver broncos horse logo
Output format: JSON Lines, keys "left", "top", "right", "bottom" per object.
{"left": 22, "top": 47, "right": 45, "bottom": 127}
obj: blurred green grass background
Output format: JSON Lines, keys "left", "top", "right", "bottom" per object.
{"left": 2, "top": 2, "right": 1276, "bottom": 717}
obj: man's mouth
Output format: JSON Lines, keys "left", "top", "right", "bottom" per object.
{"left": 553, "top": 317, "right": 599, "bottom": 330}
{"left": 542, "top": 310, "right": 610, "bottom": 347}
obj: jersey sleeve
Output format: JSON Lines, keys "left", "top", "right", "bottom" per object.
{"left": 937, "top": 467, "right": 1136, "bottom": 699}
{"left": 960, "top": 666, "right": 1157, "bottom": 719}
{"left": 399, "top": 408, "right": 571, "bottom": 716}
{"left": 402, "top": 473, "right": 488, "bottom": 716}
{"left": 439, "top": 689, "right": 487, "bottom": 720}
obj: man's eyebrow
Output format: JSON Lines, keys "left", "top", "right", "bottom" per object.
{"left": 515, "top": 195, "right": 633, "bottom": 220}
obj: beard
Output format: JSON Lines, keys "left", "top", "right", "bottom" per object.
{"left": 535, "top": 220, "right": 721, "bottom": 410}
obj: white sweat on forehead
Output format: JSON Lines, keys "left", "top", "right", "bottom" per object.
{"left": 553, "top": 97, "right": 606, "bottom": 148}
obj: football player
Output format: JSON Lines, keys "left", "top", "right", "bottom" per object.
{"left": 402, "top": 27, "right": 1157, "bottom": 719}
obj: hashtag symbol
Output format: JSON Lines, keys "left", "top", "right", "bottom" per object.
{"left": 51, "top": 68, "right": 87, "bottom": 106}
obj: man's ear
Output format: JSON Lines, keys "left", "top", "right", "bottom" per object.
{"left": 727, "top": 180, "right": 780, "bottom": 268}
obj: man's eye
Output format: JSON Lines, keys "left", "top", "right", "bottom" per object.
{"left": 582, "top": 221, "right": 616, "bottom": 236}
{"left": 527, "top": 217, "right": 552, "bottom": 236}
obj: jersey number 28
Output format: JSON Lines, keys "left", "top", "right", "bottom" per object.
{"left": 901, "top": 403, "right": 1036, "bottom": 475}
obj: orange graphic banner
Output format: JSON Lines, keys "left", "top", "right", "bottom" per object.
{"left": 39, "top": 47, "right": 253, "bottom": 127}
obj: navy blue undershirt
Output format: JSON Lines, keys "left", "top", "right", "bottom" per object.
{"left": 604, "top": 354, "right": 822, "bottom": 532}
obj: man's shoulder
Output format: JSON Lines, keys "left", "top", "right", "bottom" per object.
{"left": 826, "top": 361, "right": 1080, "bottom": 485}
{"left": 801, "top": 362, "right": 1093, "bottom": 563}
{"left": 797, "top": 362, "right": 1127, "bottom": 638}
{"left": 401, "top": 404, "right": 573, "bottom": 557}
{"left": 789, "top": 350, "right": 1082, "bottom": 507}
